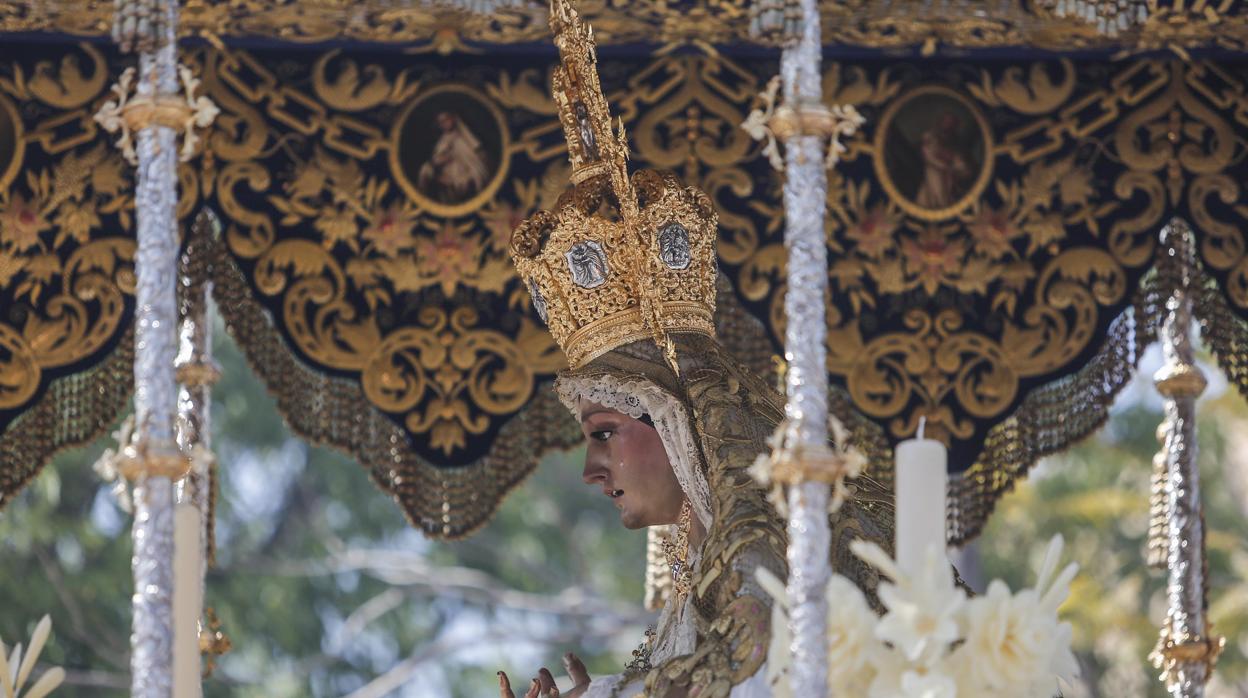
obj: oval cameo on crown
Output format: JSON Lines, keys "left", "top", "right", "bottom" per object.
{"left": 566, "top": 240, "right": 609, "bottom": 288}
{"left": 658, "top": 222, "right": 691, "bottom": 270}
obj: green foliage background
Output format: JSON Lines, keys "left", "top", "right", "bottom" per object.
{"left": 976, "top": 359, "right": 1248, "bottom": 697}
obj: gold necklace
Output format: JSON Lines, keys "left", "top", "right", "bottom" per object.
{"left": 625, "top": 626, "right": 657, "bottom": 673}
{"left": 661, "top": 499, "right": 693, "bottom": 600}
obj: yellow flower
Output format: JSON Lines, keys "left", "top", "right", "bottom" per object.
{"left": 315, "top": 207, "right": 359, "bottom": 249}
{"left": 363, "top": 203, "right": 417, "bottom": 259}
{"left": 0, "top": 194, "right": 50, "bottom": 252}
{"left": 288, "top": 167, "right": 328, "bottom": 201}
{"left": 414, "top": 222, "right": 483, "bottom": 296}
{"left": 1058, "top": 167, "right": 1093, "bottom": 207}
{"left": 956, "top": 582, "right": 1073, "bottom": 696}
{"left": 898, "top": 668, "right": 958, "bottom": 698}
{"left": 900, "top": 228, "right": 966, "bottom": 295}
{"left": 90, "top": 153, "right": 127, "bottom": 198}
{"left": 967, "top": 207, "right": 1020, "bottom": 259}
{"left": 846, "top": 204, "right": 900, "bottom": 258}
{"left": 53, "top": 201, "right": 101, "bottom": 245}
{"left": 753, "top": 568, "right": 793, "bottom": 698}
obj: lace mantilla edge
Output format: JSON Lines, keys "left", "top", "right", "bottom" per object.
{"left": 555, "top": 372, "right": 715, "bottom": 531}
{"left": 195, "top": 217, "right": 582, "bottom": 539}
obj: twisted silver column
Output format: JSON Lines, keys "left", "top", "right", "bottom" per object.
{"left": 129, "top": 0, "right": 182, "bottom": 694}
{"left": 1149, "top": 220, "right": 1222, "bottom": 697}
{"left": 779, "top": 0, "right": 831, "bottom": 693}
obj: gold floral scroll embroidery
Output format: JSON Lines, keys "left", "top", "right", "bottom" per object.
{"left": 0, "top": 43, "right": 136, "bottom": 506}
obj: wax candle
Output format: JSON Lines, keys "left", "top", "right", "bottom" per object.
{"left": 895, "top": 419, "right": 948, "bottom": 576}
{"left": 173, "top": 502, "right": 203, "bottom": 698}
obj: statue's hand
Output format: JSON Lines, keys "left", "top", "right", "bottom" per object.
{"left": 497, "top": 653, "right": 591, "bottom": 698}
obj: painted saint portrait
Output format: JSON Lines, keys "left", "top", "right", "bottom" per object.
{"left": 391, "top": 85, "right": 509, "bottom": 217}
{"left": 875, "top": 86, "right": 992, "bottom": 221}
{"left": 418, "top": 111, "right": 491, "bottom": 203}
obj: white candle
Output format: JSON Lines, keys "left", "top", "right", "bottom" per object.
{"left": 173, "top": 502, "right": 203, "bottom": 698}
{"left": 895, "top": 419, "right": 948, "bottom": 576}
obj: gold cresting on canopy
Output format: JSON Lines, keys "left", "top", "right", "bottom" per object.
{"left": 3, "top": 1, "right": 1248, "bottom": 53}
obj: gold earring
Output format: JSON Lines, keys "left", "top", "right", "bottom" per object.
{"left": 662, "top": 499, "right": 693, "bottom": 599}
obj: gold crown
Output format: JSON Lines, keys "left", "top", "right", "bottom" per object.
{"left": 510, "top": 0, "right": 719, "bottom": 371}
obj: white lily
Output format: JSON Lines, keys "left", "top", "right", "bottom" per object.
{"left": 853, "top": 540, "right": 965, "bottom": 666}
{"left": 899, "top": 668, "right": 958, "bottom": 698}
{"left": 756, "top": 565, "right": 881, "bottom": 697}
{"left": 754, "top": 567, "right": 793, "bottom": 698}
{"left": 949, "top": 535, "right": 1080, "bottom": 697}
{"left": 825, "top": 575, "right": 881, "bottom": 695}
{"left": 1034, "top": 535, "right": 1081, "bottom": 686}
{"left": 758, "top": 534, "right": 1077, "bottom": 698}
{"left": 0, "top": 616, "right": 64, "bottom": 698}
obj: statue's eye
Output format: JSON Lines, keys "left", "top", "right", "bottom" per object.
{"left": 590, "top": 430, "right": 613, "bottom": 442}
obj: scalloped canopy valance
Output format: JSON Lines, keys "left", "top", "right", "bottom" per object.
{"left": 4, "top": 16, "right": 1248, "bottom": 540}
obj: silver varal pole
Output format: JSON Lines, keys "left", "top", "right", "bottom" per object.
{"left": 1149, "top": 220, "right": 1224, "bottom": 697}
{"left": 127, "top": 0, "right": 184, "bottom": 694}
{"left": 778, "top": 0, "right": 832, "bottom": 693}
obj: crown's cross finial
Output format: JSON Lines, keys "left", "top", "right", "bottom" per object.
{"left": 550, "top": 0, "right": 618, "bottom": 185}
{"left": 509, "top": 0, "right": 719, "bottom": 373}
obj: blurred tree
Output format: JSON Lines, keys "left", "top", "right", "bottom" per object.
{"left": 975, "top": 348, "right": 1248, "bottom": 698}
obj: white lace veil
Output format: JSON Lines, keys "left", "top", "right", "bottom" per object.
{"left": 554, "top": 372, "right": 713, "bottom": 532}
{"left": 555, "top": 370, "right": 713, "bottom": 680}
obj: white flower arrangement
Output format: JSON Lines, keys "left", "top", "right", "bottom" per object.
{"left": 757, "top": 535, "right": 1080, "bottom": 698}
{"left": 0, "top": 615, "right": 64, "bottom": 698}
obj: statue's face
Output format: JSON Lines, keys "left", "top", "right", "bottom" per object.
{"left": 577, "top": 398, "right": 685, "bottom": 530}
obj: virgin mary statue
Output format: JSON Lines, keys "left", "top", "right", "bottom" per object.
{"left": 496, "top": 3, "right": 894, "bottom": 696}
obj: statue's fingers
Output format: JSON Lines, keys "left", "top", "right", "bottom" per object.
{"left": 539, "top": 667, "right": 560, "bottom": 697}
{"left": 524, "top": 678, "right": 541, "bottom": 698}
{"left": 563, "top": 653, "right": 591, "bottom": 687}
{"left": 498, "top": 671, "right": 517, "bottom": 698}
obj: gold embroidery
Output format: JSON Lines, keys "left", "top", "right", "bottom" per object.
{"left": 5, "top": 1, "right": 1248, "bottom": 54}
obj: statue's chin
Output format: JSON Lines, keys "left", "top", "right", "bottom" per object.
{"left": 619, "top": 510, "right": 646, "bottom": 530}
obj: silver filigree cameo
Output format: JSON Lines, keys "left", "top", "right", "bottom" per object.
{"left": 575, "top": 102, "right": 599, "bottom": 162}
{"left": 566, "top": 240, "right": 609, "bottom": 288}
{"left": 527, "top": 279, "right": 548, "bottom": 323}
{"left": 658, "top": 222, "right": 691, "bottom": 270}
